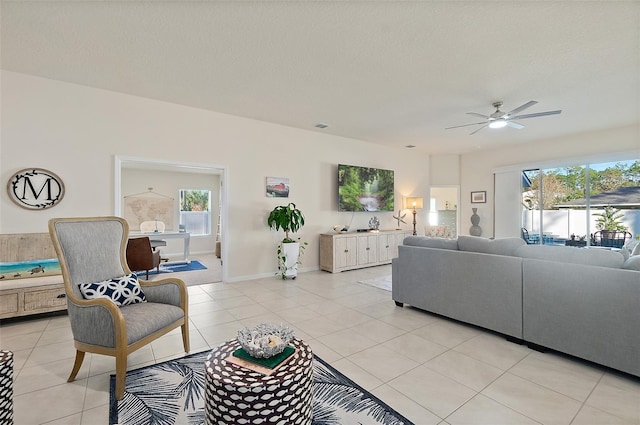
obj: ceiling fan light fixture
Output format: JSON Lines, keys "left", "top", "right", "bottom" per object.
{"left": 489, "top": 119, "right": 507, "bottom": 129}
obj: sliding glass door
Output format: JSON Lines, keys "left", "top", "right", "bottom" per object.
{"left": 521, "top": 159, "right": 638, "bottom": 247}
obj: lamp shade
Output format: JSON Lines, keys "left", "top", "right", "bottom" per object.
{"left": 406, "top": 197, "right": 424, "bottom": 209}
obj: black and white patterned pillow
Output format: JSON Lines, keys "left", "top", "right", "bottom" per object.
{"left": 79, "top": 273, "right": 147, "bottom": 306}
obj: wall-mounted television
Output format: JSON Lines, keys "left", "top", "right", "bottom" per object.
{"left": 338, "top": 164, "right": 394, "bottom": 212}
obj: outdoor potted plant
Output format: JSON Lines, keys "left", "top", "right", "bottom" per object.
{"left": 594, "top": 205, "right": 628, "bottom": 236}
{"left": 267, "top": 202, "right": 307, "bottom": 279}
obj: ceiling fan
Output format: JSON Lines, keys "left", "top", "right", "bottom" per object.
{"left": 446, "top": 101, "right": 561, "bottom": 135}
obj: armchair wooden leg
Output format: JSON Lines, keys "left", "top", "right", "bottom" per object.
{"left": 181, "top": 322, "right": 190, "bottom": 353}
{"left": 115, "top": 351, "right": 128, "bottom": 400}
{"left": 67, "top": 350, "right": 85, "bottom": 382}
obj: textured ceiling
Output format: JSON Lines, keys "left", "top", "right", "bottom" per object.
{"left": 2, "top": 1, "right": 639, "bottom": 154}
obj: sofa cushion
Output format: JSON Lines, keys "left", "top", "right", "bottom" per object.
{"left": 403, "top": 236, "right": 459, "bottom": 250}
{"left": 457, "top": 236, "right": 525, "bottom": 257}
{"left": 622, "top": 255, "right": 640, "bottom": 271}
{"left": 516, "top": 245, "right": 625, "bottom": 269}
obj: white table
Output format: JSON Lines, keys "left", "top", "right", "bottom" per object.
{"left": 130, "top": 231, "right": 191, "bottom": 265}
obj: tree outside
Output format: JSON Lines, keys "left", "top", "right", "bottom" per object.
{"left": 180, "top": 189, "right": 210, "bottom": 212}
{"left": 524, "top": 160, "right": 639, "bottom": 210}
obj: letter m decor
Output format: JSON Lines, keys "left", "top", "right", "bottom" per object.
{"left": 7, "top": 168, "right": 65, "bottom": 210}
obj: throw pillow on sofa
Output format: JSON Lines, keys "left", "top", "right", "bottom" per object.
{"left": 622, "top": 255, "right": 640, "bottom": 271}
{"left": 424, "top": 225, "right": 453, "bottom": 238}
{"left": 457, "top": 235, "right": 525, "bottom": 257}
{"left": 621, "top": 239, "right": 638, "bottom": 260}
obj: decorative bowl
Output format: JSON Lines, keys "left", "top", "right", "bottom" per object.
{"left": 237, "top": 323, "right": 295, "bottom": 358}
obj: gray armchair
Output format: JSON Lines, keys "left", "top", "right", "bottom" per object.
{"left": 48, "top": 216, "right": 189, "bottom": 400}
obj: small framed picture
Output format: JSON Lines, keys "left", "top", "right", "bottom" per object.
{"left": 471, "top": 191, "right": 486, "bottom": 203}
{"left": 266, "top": 177, "right": 290, "bottom": 198}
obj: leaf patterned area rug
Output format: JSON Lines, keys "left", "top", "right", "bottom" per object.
{"left": 110, "top": 350, "right": 413, "bottom": 425}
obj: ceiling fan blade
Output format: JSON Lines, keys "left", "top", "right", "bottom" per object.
{"left": 511, "top": 110, "right": 562, "bottom": 120}
{"left": 506, "top": 121, "right": 525, "bottom": 129}
{"left": 466, "top": 112, "right": 490, "bottom": 119}
{"left": 506, "top": 100, "right": 538, "bottom": 116}
{"left": 445, "top": 121, "right": 487, "bottom": 130}
{"left": 470, "top": 124, "right": 488, "bottom": 135}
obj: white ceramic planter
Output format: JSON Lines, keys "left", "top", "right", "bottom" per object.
{"left": 282, "top": 242, "right": 300, "bottom": 279}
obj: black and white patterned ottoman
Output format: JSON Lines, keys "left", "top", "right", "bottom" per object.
{"left": 204, "top": 338, "right": 313, "bottom": 425}
{"left": 0, "top": 350, "right": 13, "bottom": 425}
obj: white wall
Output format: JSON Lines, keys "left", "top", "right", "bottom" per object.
{"left": 460, "top": 125, "right": 640, "bottom": 237}
{"left": 1, "top": 71, "right": 430, "bottom": 281}
{"left": 429, "top": 187, "right": 458, "bottom": 211}
{"left": 429, "top": 154, "right": 460, "bottom": 186}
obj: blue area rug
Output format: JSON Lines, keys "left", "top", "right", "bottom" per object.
{"left": 135, "top": 260, "right": 207, "bottom": 276}
{"left": 109, "top": 350, "right": 414, "bottom": 425}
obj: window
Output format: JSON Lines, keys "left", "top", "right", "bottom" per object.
{"left": 521, "top": 160, "right": 639, "bottom": 246}
{"left": 179, "top": 189, "right": 211, "bottom": 236}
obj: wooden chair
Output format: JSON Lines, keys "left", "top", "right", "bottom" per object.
{"left": 48, "top": 216, "right": 189, "bottom": 400}
{"left": 126, "top": 236, "right": 162, "bottom": 279}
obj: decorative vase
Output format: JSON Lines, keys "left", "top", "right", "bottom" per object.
{"left": 470, "top": 208, "right": 482, "bottom": 236}
{"left": 282, "top": 242, "right": 300, "bottom": 279}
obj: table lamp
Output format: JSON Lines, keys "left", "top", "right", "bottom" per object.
{"left": 406, "top": 197, "right": 424, "bottom": 236}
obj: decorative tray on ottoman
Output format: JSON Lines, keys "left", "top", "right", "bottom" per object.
{"left": 227, "top": 323, "right": 297, "bottom": 375}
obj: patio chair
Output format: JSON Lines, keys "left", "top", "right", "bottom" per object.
{"left": 593, "top": 230, "right": 632, "bottom": 248}
{"left": 48, "top": 216, "right": 189, "bottom": 400}
{"left": 521, "top": 228, "right": 538, "bottom": 244}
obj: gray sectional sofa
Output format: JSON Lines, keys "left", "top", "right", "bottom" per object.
{"left": 392, "top": 235, "right": 640, "bottom": 377}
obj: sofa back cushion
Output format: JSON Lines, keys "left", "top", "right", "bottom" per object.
{"left": 516, "top": 245, "right": 625, "bottom": 269}
{"left": 457, "top": 236, "right": 525, "bottom": 257}
{"left": 403, "top": 236, "right": 459, "bottom": 250}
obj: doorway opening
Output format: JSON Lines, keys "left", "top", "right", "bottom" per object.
{"left": 114, "top": 156, "right": 227, "bottom": 283}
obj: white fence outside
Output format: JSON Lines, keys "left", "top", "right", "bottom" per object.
{"left": 522, "top": 209, "right": 640, "bottom": 240}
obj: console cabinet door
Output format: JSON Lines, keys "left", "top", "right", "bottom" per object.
{"left": 357, "top": 235, "right": 378, "bottom": 265}
{"left": 393, "top": 232, "right": 407, "bottom": 258}
{"left": 378, "top": 233, "right": 395, "bottom": 262}
{"left": 335, "top": 236, "right": 357, "bottom": 269}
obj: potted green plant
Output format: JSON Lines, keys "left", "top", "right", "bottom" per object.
{"left": 267, "top": 202, "right": 307, "bottom": 279}
{"left": 594, "top": 205, "right": 628, "bottom": 236}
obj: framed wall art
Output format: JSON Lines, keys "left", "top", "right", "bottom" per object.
{"left": 266, "top": 177, "right": 289, "bottom": 198}
{"left": 471, "top": 191, "right": 486, "bottom": 203}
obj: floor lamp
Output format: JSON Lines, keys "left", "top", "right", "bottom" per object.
{"left": 406, "top": 197, "right": 424, "bottom": 236}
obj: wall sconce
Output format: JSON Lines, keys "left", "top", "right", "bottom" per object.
{"left": 405, "top": 197, "right": 424, "bottom": 236}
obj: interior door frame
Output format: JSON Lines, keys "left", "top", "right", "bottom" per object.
{"left": 114, "top": 155, "right": 228, "bottom": 282}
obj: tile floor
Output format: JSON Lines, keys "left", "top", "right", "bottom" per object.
{"left": 1, "top": 259, "right": 639, "bottom": 424}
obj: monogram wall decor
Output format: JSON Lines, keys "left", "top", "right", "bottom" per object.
{"left": 7, "top": 168, "right": 65, "bottom": 210}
